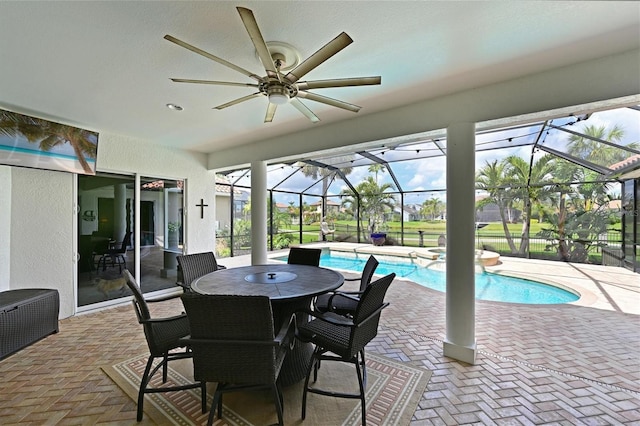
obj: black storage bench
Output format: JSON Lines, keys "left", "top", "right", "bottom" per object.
{"left": 0, "top": 289, "right": 59, "bottom": 360}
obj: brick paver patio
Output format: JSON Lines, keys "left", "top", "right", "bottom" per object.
{"left": 0, "top": 254, "right": 638, "bottom": 425}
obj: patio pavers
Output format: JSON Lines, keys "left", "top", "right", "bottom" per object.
{"left": 0, "top": 253, "right": 638, "bottom": 424}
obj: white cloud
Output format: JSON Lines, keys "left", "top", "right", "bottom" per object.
{"left": 407, "top": 173, "right": 425, "bottom": 187}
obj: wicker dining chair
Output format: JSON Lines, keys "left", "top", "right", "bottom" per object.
{"left": 122, "top": 270, "right": 206, "bottom": 422}
{"left": 176, "top": 252, "right": 226, "bottom": 292}
{"left": 314, "top": 255, "right": 379, "bottom": 315}
{"left": 287, "top": 247, "right": 322, "bottom": 266}
{"left": 180, "top": 293, "right": 295, "bottom": 426}
{"left": 296, "top": 273, "right": 395, "bottom": 426}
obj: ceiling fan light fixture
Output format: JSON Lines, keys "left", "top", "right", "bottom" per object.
{"left": 267, "top": 86, "right": 290, "bottom": 105}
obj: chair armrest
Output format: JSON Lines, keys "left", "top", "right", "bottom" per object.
{"left": 304, "top": 310, "right": 355, "bottom": 327}
{"left": 356, "top": 302, "right": 390, "bottom": 327}
{"left": 139, "top": 313, "right": 188, "bottom": 324}
{"left": 145, "top": 292, "right": 183, "bottom": 303}
{"left": 330, "top": 289, "right": 364, "bottom": 298}
{"left": 274, "top": 313, "right": 297, "bottom": 349}
{"left": 343, "top": 276, "right": 362, "bottom": 282}
{"left": 217, "top": 265, "right": 227, "bottom": 270}
{"left": 294, "top": 307, "right": 354, "bottom": 343}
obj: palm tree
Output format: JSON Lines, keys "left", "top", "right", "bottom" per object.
{"left": 541, "top": 123, "right": 631, "bottom": 261}
{"left": 0, "top": 110, "right": 97, "bottom": 174}
{"left": 567, "top": 123, "right": 636, "bottom": 165}
{"left": 421, "top": 197, "right": 444, "bottom": 220}
{"left": 340, "top": 176, "right": 396, "bottom": 239}
{"left": 476, "top": 160, "right": 518, "bottom": 253}
{"left": 503, "top": 154, "right": 555, "bottom": 254}
{"left": 298, "top": 156, "right": 354, "bottom": 196}
{"left": 541, "top": 158, "right": 585, "bottom": 261}
{"left": 367, "top": 163, "right": 385, "bottom": 184}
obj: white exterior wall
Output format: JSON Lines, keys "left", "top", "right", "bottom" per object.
{"left": 9, "top": 168, "right": 75, "bottom": 316}
{"left": 0, "top": 166, "right": 11, "bottom": 291}
{"left": 215, "top": 193, "right": 231, "bottom": 232}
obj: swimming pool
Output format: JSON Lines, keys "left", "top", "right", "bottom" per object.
{"left": 278, "top": 251, "right": 579, "bottom": 304}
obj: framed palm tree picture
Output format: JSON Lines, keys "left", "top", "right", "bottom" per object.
{"left": 0, "top": 108, "right": 98, "bottom": 175}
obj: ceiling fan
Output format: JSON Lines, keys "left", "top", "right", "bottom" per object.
{"left": 164, "top": 6, "right": 381, "bottom": 123}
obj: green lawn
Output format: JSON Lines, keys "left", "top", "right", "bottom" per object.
{"left": 313, "top": 220, "right": 547, "bottom": 235}
{"left": 274, "top": 218, "right": 620, "bottom": 264}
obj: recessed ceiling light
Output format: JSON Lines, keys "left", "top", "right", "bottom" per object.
{"left": 166, "top": 103, "right": 183, "bottom": 111}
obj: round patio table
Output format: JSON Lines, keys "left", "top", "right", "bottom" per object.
{"left": 192, "top": 263, "right": 344, "bottom": 386}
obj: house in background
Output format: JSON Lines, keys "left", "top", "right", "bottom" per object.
{"left": 475, "top": 194, "right": 522, "bottom": 223}
{"left": 310, "top": 199, "right": 341, "bottom": 217}
{"left": 215, "top": 176, "right": 250, "bottom": 232}
{"left": 392, "top": 204, "right": 422, "bottom": 222}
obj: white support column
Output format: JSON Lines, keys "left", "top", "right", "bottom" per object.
{"left": 444, "top": 122, "right": 477, "bottom": 364}
{"left": 114, "top": 183, "right": 127, "bottom": 242}
{"left": 251, "top": 160, "right": 268, "bottom": 265}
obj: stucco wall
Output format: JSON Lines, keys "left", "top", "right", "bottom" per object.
{"left": 10, "top": 167, "right": 75, "bottom": 317}
{"left": 0, "top": 166, "right": 12, "bottom": 291}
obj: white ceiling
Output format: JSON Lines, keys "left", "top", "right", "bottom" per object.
{"left": 1, "top": 1, "right": 638, "bottom": 155}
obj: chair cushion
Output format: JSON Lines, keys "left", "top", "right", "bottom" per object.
{"left": 315, "top": 293, "right": 358, "bottom": 314}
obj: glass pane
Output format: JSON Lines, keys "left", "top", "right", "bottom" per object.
{"left": 139, "top": 177, "right": 184, "bottom": 293}
{"left": 229, "top": 184, "right": 251, "bottom": 257}
{"left": 77, "top": 173, "right": 135, "bottom": 307}
{"left": 270, "top": 191, "right": 298, "bottom": 248}
{"left": 622, "top": 179, "right": 636, "bottom": 269}
{"left": 537, "top": 108, "right": 640, "bottom": 172}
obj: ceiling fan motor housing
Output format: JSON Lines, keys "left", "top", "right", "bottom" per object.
{"left": 262, "top": 78, "right": 297, "bottom": 104}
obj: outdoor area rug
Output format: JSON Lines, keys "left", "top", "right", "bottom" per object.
{"left": 102, "top": 352, "right": 431, "bottom": 425}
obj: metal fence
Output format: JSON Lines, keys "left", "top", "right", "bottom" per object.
{"left": 217, "top": 224, "right": 623, "bottom": 264}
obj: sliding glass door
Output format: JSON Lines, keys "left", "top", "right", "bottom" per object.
{"left": 77, "top": 173, "right": 135, "bottom": 307}
{"left": 77, "top": 173, "right": 184, "bottom": 307}
{"left": 138, "top": 177, "right": 184, "bottom": 293}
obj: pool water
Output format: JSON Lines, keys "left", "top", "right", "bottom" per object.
{"left": 279, "top": 252, "right": 579, "bottom": 305}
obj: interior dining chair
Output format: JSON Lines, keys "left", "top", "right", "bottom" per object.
{"left": 122, "top": 270, "right": 206, "bottom": 422}
{"left": 287, "top": 247, "right": 322, "bottom": 266}
{"left": 96, "top": 232, "right": 131, "bottom": 272}
{"left": 176, "top": 251, "right": 226, "bottom": 292}
{"left": 180, "top": 293, "right": 295, "bottom": 426}
{"left": 314, "top": 255, "right": 379, "bottom": 315}
{"left": 295, "top": 273, "right": 396, "bottom": 426}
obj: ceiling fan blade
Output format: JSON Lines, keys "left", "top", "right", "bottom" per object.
{"left": 284, "top": 32, "right": 353, "bottom": 84}
{"left": 214, "top": 92, "right": 262, "bottom": 110}
{"left": 164, "top": 34, "right": 262, "bottom": 82}
{"left": 170, "top": 78, "right": 259, "bottom": 88}
{"left": 290, "top": 99, "right": 320, "bottom": 123}
{"left": 296, "top": 76, "right": 381, "bottom": 90}
{"left": 236, "top": 7, "right": 277, "bottom": 78}
{"left": 264, "top": 102, "right": 277, "bottom": 123}
{"left": 297, "top": 91, "right": 361, "bottom": 112}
